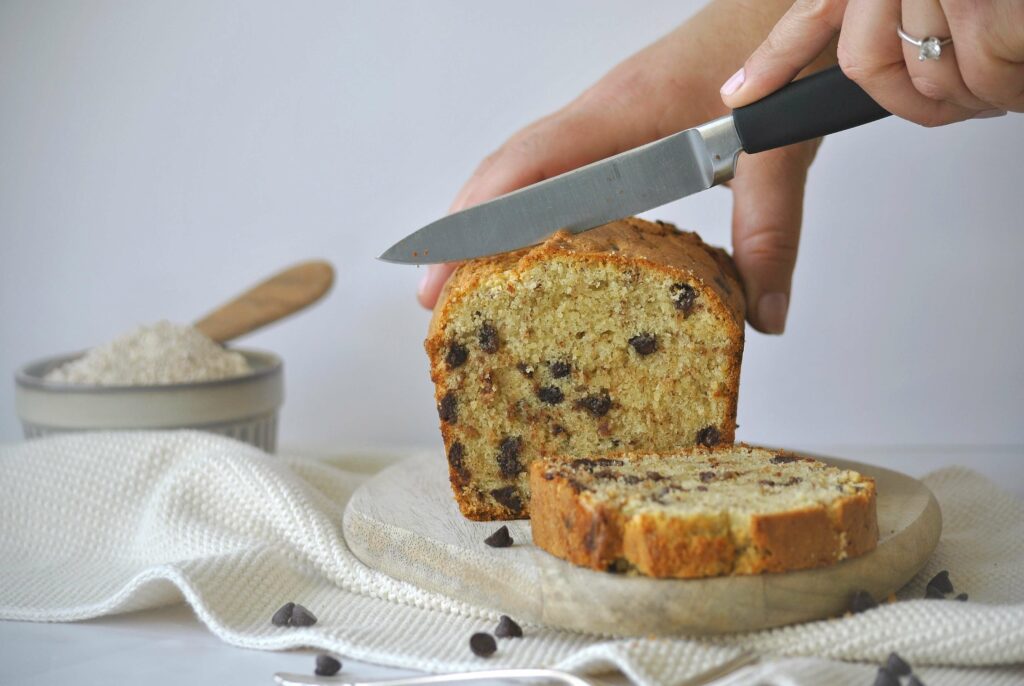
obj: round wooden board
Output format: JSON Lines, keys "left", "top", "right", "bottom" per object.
{"left": 343, "top": 453, "right": 941, "bottom": 636}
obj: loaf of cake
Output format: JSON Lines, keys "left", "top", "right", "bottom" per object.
{"left": 425, "top": 217, "right": 745, "bottom": 520}
{"left": 529, "top": 445, "right": 878, "bottom": 578}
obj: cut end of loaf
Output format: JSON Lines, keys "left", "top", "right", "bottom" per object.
{"left": 425, "top": 218, "right": 745, "bottom": 520}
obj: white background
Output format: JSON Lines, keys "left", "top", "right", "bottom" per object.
{"left": 2, "top": 0, "right": 1022, "bottom": 453}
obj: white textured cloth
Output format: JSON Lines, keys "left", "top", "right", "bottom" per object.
{"left": 0, "top": 432, "right": 1021, "bottom": 686}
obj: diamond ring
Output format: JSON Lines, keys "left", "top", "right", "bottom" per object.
{"left": 897, "top": 24, "right": 953, "bottom": 61}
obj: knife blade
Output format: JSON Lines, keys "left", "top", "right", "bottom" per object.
{"left": 380, "top": 66, "right": 889, "bottom": 265}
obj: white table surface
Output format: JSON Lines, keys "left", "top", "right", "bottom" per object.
{"left": 0, "top": 446, "right": 1020, "bottom": 686}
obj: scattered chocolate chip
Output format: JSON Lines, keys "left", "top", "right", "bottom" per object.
{"left": 696, "top": 426, "right": 721, "bottom": 447}
{"left": 516, "top": 363, "right": 534, "bottom": 378}
{"left": 576, "top": 391, "right": 612, "bottom": 417}
{"left": 549, "top": 361, "right": 571, "bottom": 378}
{"left": 670, "top": 282, "right": 697, "bottom": 315}
{"left": 438, "top": 392, "right": 457, "bottom": 424}
{"left": 484, "top": 525, "right": 513, "bottom": 548}
{"left": 315, "top": 655, "right": 342, "bottom": 677}
{"left": 873, "top": 667, "right": 899, "bottom": 686}
{"left": 849, "top": 590, "right": 878, "bottom": 614}
{"left": 956, "top": 592, "right": 969, "bottom": 602}
{"left": 628, "top": 333, "right": 657, "bottom": 356}
{"left": 537, "top": 385, "right": 564, "bottom": 404}
{"left": 759, "top": 479, "right": 777, "bottom": 487}
{"left": 785, "top": 476, "right": 803, "bottom": 486}
{"left": 497, "top": 436, "right": 523, "bottom": 477}
{"left": 290, "top": 604, "right": 317, "bottom": 627}
{"left": 478, "top": 323, "right": 499, "bottom": 353}
{"left": 886, "top": 653, "right": 911, "bottom": 677}
{"left": 490, "top": 487, "right": 523, "bottom": 514}
{"left": 494, "top": 615, "right": 523, "bottom": 638}
{"left": 771, "top": 454, "right": 799, "bottom": 464}
{"left": 448, "top": 442, "right": 469, "bottom": 479}
{"left": 925, "top": 586, "right": 946, "bottom": 599}
{"left": 271, "top": 602, "right": 295, "bottom": 627}
{"left": 623, "top": 474, "right": 642, "bottom": 485}
{"left": 907, "top": 677, "right": 926, "bottom": 686}
{"left": 446, "top": 343, "right": 468, "bottom": 369}
{"left": 469, "top": 632, "right": 497, "bottom": 657}
{"left": 700, "top": 471, "right": 716, "bottom": 483}
{"left": 927, "top": 570, "right": 954, "bottom": 594}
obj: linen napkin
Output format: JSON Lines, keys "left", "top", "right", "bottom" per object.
{"left": 0, "top": 432, "right": 1021, "bottom": 686}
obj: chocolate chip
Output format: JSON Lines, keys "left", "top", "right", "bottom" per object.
{"left": 537, "top": 385, "right": 564, "bottom": 404}
{"left": 315, "top": 655, "right": 342, "bottom": 677}
{"left": 670, "top": 282, "right": 697, "bottom": 315}
{"left": 700, "top": 471, "right": 716, "bottom": 483}
{"left": 576, "top": 391, "right": 612, "bottom": 417}
{"left": 927, "top": 570, "right": 954, "bottom": 594}
{"left": 484, "top": 525, "right": 513, "bottom": 548}
{"left": 549, "top": 361, "right": 571, "bottom": 378}
{"left": 696, "top": 485, "right": 708, "bottom": 492}
{"left": 771, "top": 454, "right": 799, "bottom": 464}
{"left": 448, "top": 442, "right": 469, "bottom": 480}
{"left": 623, "top": 475, "right": 642, "bottom": 485}
{"left": 696, "top": 425, "right": 721, "bottom": 447}
{"left": 628, "top": 333, "right": 657, "bottom": 356}
{"left": 490, "top": 486, "right": 523, "bottom": 514}
{"left": 446, "top": 342, "right": 468, "bottom": 369}
{"left": 438, "top": 392, "right": 457, "bottom": 424}
{"left": 759, "top": 479, "right": 776, "bottom": 487}
{"left": 646, "top": 471, "right": 665, "bottom": 481}
{"left": 494, "top": 615, "right": 523, "bottom": 638}
{"left": 956, "top": 592, "right": 969, "bottom": 602}
{"left": 551, "top": 424, "right": 567, "bottom": 437}
{"left": 885, "top": 653, "right": 911, "bottom": 677}
{"left": 873, "top": 667, "right": 899, "bottom": 686}
{"left": 497, "top": 436, "right": 523, "bottom": 477}
{"left": 290, "top": 604, "right": 317, "bottom": 627}
{"left": 785, "top": 476, "right": 803, "bottom": 486}
{"left": 271, "top": 602, "right": 294, "bottom": 627}
{"left": 469, "top": 632, "right": 497, "bottom": 657}
{"left": 478, "top": 322, "right": 499, "bottom": 353}
{"left": 907, "top": 677, "right": 926, "bottom": 686}
{"left": 607, "top": 558, "right": 631, "bottom": 574}
{"left": 925, "top": 585, "right": 947, "bottom": 599}
{"left": 516, "top": 363, "right": 534, "bottom": 378}
{"left": 849, "top": 590, "right": 878, "bottom": 614}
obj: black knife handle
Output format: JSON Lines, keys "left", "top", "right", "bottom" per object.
{"left": 732, "top": 65, "right": 890, "bottom": 154}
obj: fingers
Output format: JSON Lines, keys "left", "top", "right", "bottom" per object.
{"left": 721, "top": 0, "right": 847, "bottom": 108}
{"left": 417, "top": 264, "right": 459, "bottom": 309}
{"left": 943, "top": 0, "right": 1024, "bottom": 113}
{"left": 730, "top": 141, "right": 819, "bottom": 334}
{"left": 837, "top": 0, "right": 973, "bottom": 126}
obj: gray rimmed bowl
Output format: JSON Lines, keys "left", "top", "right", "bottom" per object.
{"left": 14, "top": 349, "right": 284, "bottom": 452}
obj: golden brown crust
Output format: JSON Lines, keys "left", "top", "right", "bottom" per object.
{"left": 427, "top": 217, "right": 745, "bottom": 521}
{"left": 529, "top": 447, "right": 879, "bottom": 579}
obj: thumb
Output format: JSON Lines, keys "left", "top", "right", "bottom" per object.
{"left": 730, "top": 142, "right": 818, "bottom": 334}
{"left": 721, "top": 0, "right": 846, "bottom": 109}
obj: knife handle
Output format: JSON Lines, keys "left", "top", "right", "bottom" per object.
{"left": 732, "top": 65, "right": 890, "bottom": 154}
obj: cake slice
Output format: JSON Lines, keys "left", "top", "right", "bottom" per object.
{"left": 425, "top": 217, "right": 745, "bottom": 520}
{"left": 529, "top": 445, "right": 878, "bottom": 578}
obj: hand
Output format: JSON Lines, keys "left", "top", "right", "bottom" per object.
{"left": 720, "top": 0, "right": 1023, "bottom": 126}
{"left": 418, "top": 0, "right": 840, "bottom": 335}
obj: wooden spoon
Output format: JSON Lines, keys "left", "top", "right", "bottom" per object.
{"left": 194, "top": 260, "right": 335, "bottom": 343}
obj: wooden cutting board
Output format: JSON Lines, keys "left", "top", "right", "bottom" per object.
{"left": 343, "top": 453, "right": 941, "bottom": 636}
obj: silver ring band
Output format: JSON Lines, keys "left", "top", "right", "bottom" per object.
{"left": 897, "top": 24, "right": 953, "bottom": 61}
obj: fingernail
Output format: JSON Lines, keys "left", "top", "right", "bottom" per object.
{"left": 758, "top": 292, "right": 788, "bottom": 334}
{"left": 720, "top": 68, "right": 745, "bottom": 97}
{"left": 973, "top": 109, "right": 1007, "bottom": 119}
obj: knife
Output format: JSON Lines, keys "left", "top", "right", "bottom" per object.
{"left": 379, "top": 65, "right": 890, "bottom": 265}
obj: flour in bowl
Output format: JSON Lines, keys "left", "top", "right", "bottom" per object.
{"left": 45, "top": 320, "right": 252, "bottom": 386}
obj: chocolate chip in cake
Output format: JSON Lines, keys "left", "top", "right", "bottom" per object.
{"left": 696, "top": 425, "right": 721, "bottom": 447}
{"left": 551, "top": 424, "right": 568, "bottom": 437}
{"left": 438, "top": 392, "right": 458, "bottom": 424}
{"left": 446, "top": 342, "right": 469, "bottom": 369}
{"left": 771, "top": 454, "right": 800, "bottom": 464}
{"left": 956, "top": 592, "right": 969, "bottom": 602}
{"left": 700, "top": 471, "right": 716, "bottom": 483}
{"left": 873, "top": 667, "right": 900, "bottom": 686}
{"left": 478, "top": 322, "right": 499, "bottom": 353}
{"left": 494, "top": 615, "right": 523, "bottom": 638}
{"left": 628, "top": 333, "right": 658, "bottom": 356}
{"left": 696, "top": 485, "right": 708, "bottom": 491}
{"left": 497, "top": 436, "right": 524, "bottom": 477}
{"left": 576, "top": 391, "right": 612, "bottom": 417}
{"left": 490, "top": 486, "right": 523, "bottom": 513}
{"left": 849, "top": 590, "right": 878, "bottom": 614}
{"left": 315, "top": 655, "right": 342, "bottom": 676}
{"left": 925, "top": 585, "right": 947, "bottom": 599}
{"left": 290, "top": 604, "right": 317, "bottom": 627}
{"left": 926, "top": 570, "right": 954, "bottom": 594}
{"left": 516, "top": 363, "right": 534, "bottom": 378}
{"left": 623, "top": 474, "right": 642, "bottom": 485}
{"left": 537, "top": 385, "right": 564, "bottom": 405}
{"left": 759, "top": 479, "right": 777, "bottom": 487}
{"left": 271, "top": 602, "right": 295, "bottom": 627}
{"left": 670, "top": 282, "right": 697, "bottom": 315}
{"left": 469, "top": 632, "right": 497, "bottom": 657}
{"left": 885, "top": 653, "right": 911, "bottom": 677}
{"left": 549, "top": 360, "right": 571, "bottom": 378}
{"left": 448, "top": 441, "right": 469, "bottom": 480}
{"left": 484, "top": 524, "right": 513, "bottom": 548}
